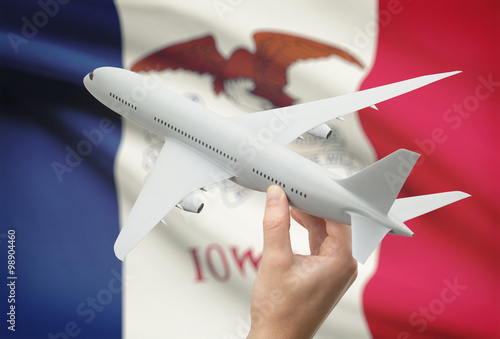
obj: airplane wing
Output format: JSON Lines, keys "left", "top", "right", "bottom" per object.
{"left": 114, "top": 138, "right": 233, "bottom": 260}
{"left": 231, "top": 71, "right": 460, "bottom": 145}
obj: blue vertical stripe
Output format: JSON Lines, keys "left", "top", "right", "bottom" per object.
{"left": 1, "top": 1, "right": 123, "bottom": 338}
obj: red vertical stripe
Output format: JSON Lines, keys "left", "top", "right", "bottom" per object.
{"left": 360, "top": 0, "right": 500, "bottom": 337}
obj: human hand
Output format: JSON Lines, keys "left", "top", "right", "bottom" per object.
{"left": 247, "top": 185, "right": 357, "bottom": 339}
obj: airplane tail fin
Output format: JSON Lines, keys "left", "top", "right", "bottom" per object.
{"left": 390, "top": 191, "right": 470, "bottom": 222}
{"left": 338, "top": 149, "right": 420, "bottom": 214}
{"left": 338, "top": 150, "right": 470, "bottom": 264}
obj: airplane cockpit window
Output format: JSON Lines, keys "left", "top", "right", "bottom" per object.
{"left": 89, "top": 71, "right": 94, "bottom": 80}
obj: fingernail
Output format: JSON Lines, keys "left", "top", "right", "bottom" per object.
{"left": 267, "top": 185, "right": 282, "bottom": 205}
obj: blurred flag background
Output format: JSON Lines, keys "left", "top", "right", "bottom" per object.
{"left": 1, "top": 0, "right": 498, "bottom": 338}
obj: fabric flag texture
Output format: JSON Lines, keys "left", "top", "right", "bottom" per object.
{"left": 360, "top": 1, "right": 499, "bottom": 338}
{"left": 0, "top": 0, "right": 498, "bottom": 338}
{"left": 1, "top": 1, "right": 123, "bottom": 338}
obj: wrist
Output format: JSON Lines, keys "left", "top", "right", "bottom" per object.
{"left": 247, "top": 320, "right": 318, "bottom": 339}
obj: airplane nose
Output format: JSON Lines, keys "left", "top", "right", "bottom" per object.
{"left": 83, "top": 70, "right": 96, "bottom": 91}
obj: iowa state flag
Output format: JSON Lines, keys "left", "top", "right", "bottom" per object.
{"left": 1, "top": 0, "right": 498, "bottom": 338}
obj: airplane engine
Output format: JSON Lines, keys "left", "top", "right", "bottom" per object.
{"left": 176, "top": 192, "right": 204, "bottom": 213}
{"left": 307, "top": 123, "right": 332, "bottom": 139}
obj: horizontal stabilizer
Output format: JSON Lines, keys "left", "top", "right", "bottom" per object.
{"left": 391, "top": 191, "right": 470, "bottom": 222}
{"left": 349, "top": 212, "right": 390, "bottom": 264}
{"left": 338, "top": 149, "right": 420, "bottom": 214}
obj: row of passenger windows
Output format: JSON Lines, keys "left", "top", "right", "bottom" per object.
{"left": 251, "top": 168, "right": 308, "bottom": 198}
{"left": 290, "top": 187, "right": 307, "bottom": 198}
{"left": 252, "top": 168, "right": 286, "bottom": 189}
{"left": 153, "top": 117, "right": 237, "bottom": 163}
{"left": 110, "top": 92, "right": 137, "bottom": 110}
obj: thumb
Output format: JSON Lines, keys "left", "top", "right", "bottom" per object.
{"left": 262, "top": 185, "right": 293, "bottom": 264}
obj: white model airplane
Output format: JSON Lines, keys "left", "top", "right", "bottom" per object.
{"left": 84, "top": 67, "right": 469, "bottom": 263}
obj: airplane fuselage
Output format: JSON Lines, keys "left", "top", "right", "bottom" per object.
{"left": 84, "top": 67, "right": 412, "bottom": 237}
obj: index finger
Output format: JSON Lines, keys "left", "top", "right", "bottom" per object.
{"left": 319, "top": 220, "right": 353, "bottom": 258}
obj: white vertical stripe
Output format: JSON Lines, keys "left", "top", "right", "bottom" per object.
{"left": 114, "top": 1, "right": 379, "bottom": 337}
